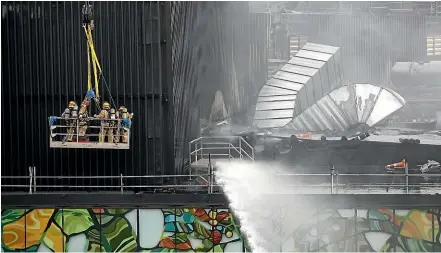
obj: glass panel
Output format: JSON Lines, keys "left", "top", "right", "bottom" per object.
{"left": 257, "top": 95, "right": 297, "bottom": 102}
{"left": 355, "top": 209, "right": 397, "bottom": 252}
{"left": 63, "top": 208, "right": 100, "bottom": 252}
{"left": 2, "top": 208, "right": 27, "bottom": 251}
{"left": 267, "top": 78, "right": 303, "bottom": 91}
{"left": 317, "top": 209, "right": 357, "bottom": 252}
{"left": 393, "top": 209, "right": 438, "bottom": 252}
{"left": 217, "top": 209, "right": 245, "bottom": 252}
{"left": 255, "top": 101, "right": 295, "bottom": 111}
{"left": 254, "top": 109, "right": 294, "bottom": 120}
{"left": 354, "top": 84, "right": 381, "bottom": 122}
{"left": 291, "top": 208, "right": 320, "bottom": 252}
{"left": 281, "top": 63, "right": 318, "bottom": 76}
{"left": 273, "top": 71, "right": 311, "bottom": 84}
{"left": 367, "top": 89, "right": 405, "bottom": 126}
{"left": 296, "top": 50, "right": 332, "bottom": 62}
{"left": 289, "top": 56, "right": 325, "bottom": 69}
{"left": 139, "top": 208, "right": 169, "bottom": 250}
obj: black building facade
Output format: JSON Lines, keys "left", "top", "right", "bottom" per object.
{"left": 1, "top": 2, "right": 269, "bottom": 190}
{"left": 1, "top": 1, "right": 173, "bottom": 190}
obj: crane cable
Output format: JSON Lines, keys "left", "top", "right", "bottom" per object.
{"left": 82, "top": 3, "right": 117, "bottom": 110}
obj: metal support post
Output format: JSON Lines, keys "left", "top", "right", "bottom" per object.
{"left": 188, "top": 141, "right": 192, "bottom": 181}
{"left": 208, "top": 154, "right": 212, "bottom": 194}
{"left": 201, "top": 138, "right": 203, "bottom": 160}
{"left": 76, "top": 119, "right": 79, "bottom": 142}
{"left": 405, "top": 163, "right": 409, "bottom": 194}
{"left": 330, "top": 165, "right": 335, "bottom": 194}
{"left": 120, "top": 174, "right": 124, "bottom": 194}
{"left": 28, "top": 166, "right": 33, "bottom": 194}
{"left": 33, "top": 166, "right": 37, "bottom": 193}
{"left": 335, "top": 169, "right": 339, "bottom": 194}
{"left": 195, "top": 143, "right": 198, "bottom": 162}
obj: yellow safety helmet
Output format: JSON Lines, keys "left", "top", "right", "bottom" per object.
{"left": 119, "top": 106, "right": 128, "bottom": 113}
{"left": 110, "top": 108, "right": 116, "bottom": 114}
{"left": 103, "top": 101, "right": 110, "bottom": 110}
{"left": 68, "top": 101, "right": 77, "bottom": 109}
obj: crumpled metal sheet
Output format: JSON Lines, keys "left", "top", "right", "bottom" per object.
{"left": 286, "top": 84, "right": 406, "bottom": 132}
{"left": 253, "top": 42, "right": 344, "bottom": 128}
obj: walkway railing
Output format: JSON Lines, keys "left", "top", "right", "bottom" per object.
{"left": 2, "top": 167, "right": 440, "bottom": 195}
{"left": 189, "top": 136, "right": 255, "bottom": 164}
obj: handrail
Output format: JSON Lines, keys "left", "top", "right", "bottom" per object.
{"left": 239, "top": 136, "right": 255, "bottom": 157}
{"left": 3, "top": 172, "right": 440, "bottom": 194}
{"left": 275, "top": 173, "right": 441, "bottom": 177}
{"left": 3, "top": 173, "right": 440, "bottom": 179}
{"left": 188, "top": 135, "right": 255, "bottom": 165}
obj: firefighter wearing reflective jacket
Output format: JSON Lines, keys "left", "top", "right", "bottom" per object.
{"left": 95, "top": 101, "right": 112, "bottom": 143}
{"left": 118, "top": 106, "right": 133, "bottom": 143}
{"left": 62, "top": 101, "right": 77, "bottom": 142}
{"left": 78, "top": 99, "right": 90, "bottom": 137}
{"left": 108, "top": 108, "right": 118, "bottom": 143}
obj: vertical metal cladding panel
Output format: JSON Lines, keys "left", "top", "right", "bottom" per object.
{"left": 303, "top": 14, "right": 426, "bottom": 86}
{"left": 1, "top": 2, "right": 173, "bottom": 190}
{"left": 171, "top": 2, "right": 269, "bottom": 172}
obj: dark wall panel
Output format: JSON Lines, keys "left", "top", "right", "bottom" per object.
{"left": 1, "top": 1, "right": 173, "bottom": 190}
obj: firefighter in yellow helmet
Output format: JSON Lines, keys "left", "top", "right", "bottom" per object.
{"left": 108, "top": 108, "right": 118, "bottom": 143}
{"left": 78, "top": 99, "right": 90, "bottom": 137}
{"left": 61, "top": 101, "right": 77, "bottom": 142}
{"left": 94, "top": 101, "right": 112, "bottom": 143}
{"left": 118, "top": 106, "right": 133, "bottom": 143}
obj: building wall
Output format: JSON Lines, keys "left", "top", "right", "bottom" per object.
{"left": 2, "top": 208, "right": 440, "bottom": 252}
{"left": 1, "top": 2, "right": 174, "bottom": 188}
{"left": 286, "top": 15, "right": 427, "bottom": 86}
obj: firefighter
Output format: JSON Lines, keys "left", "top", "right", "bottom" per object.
{"left": 62, "top": 101, "right": 77, "bottom": 142}
{"left": 118, "top": 106, "right": 133, "bottom": 143}
{"left": 78, "top": 99, "right": 90, "bottom": 138}
{"left": 108, "top": 108, "right": 118, "bottom": 143}
{"left": 95, "top": 101, "right": 111, "bottom": 143}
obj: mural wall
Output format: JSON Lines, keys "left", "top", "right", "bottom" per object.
{"left": 1, "top": 208, "right": 440, "bottom": 252}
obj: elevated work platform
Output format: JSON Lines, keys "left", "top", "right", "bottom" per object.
{"left": 48, "top": 117, "right": 130, "bottom": 149}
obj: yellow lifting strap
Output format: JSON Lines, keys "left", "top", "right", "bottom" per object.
{"left": 83, "top": 24, "right": 102, "bottom": 97}
{"left": 87, "top": 38, "right": 91, "bottom": 91}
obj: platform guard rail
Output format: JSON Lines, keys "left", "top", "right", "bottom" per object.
{"left": 2, "top": 167, "right": 440, "bottom": 195}
{"left": 189, "top": 136, "right": 255, "bottom": 164}
{"left": 48, "top": 117, "right": 130, "bottom": 149}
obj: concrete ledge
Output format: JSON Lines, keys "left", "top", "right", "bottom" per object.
{"left": 2, "top": 193, "right": 441, "bottom": 209}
